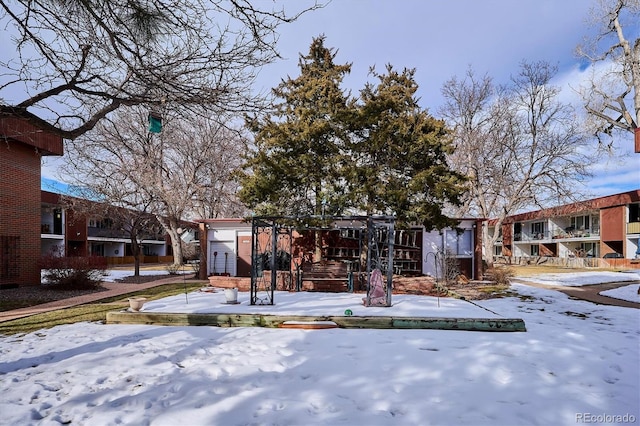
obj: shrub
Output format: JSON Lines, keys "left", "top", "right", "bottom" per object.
{"left": 39, "top": 254, "right": 108, "bottom": 290}
{"left": 165, "top": 263, "right": 181, "bottom": 275}
{"left": 486, "top": 266, "right": 514, "bottom": 285}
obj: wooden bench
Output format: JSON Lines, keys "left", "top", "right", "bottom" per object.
{"left": 301, "top": 261, "right": 352, "bottom": 292}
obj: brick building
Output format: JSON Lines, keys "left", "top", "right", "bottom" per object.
{"left": 198, "top": 216, "right": 485, "bottom": 284}
{"left": 40, "top": 190, "right": 175, "bottom": 264}
{"left": 490, "top": 189, "right": 640, "bottom": 268}
{"left": 1, "top": 107, "right": 64, "bottom": 286}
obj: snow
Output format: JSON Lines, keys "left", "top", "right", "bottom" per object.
{"left": 144, "top": 290, "right": 501, "bottom": 318}
{"left": 601, "top": 284, "right": 640, "bottom": 303}
{"left": 1, "top": 273, "right": 638, "bottom": 425}
{"left": 514, "top": 270, "right": 640, "bottom": 287}
{"left": 102, "top": 269, "right": 192, "bottom": 282}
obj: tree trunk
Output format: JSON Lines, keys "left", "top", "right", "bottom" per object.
{"left": 314, "top": 230, "right": 322, "bottom": 262}
{"left": 169, "top": 228, "right": 183, "bottom": 266}
{"left": 157, "top": 216, "right": 183, "bottom": 266}
{"left": 130, "top": 234, "right": 141, "bottom": 276}
{"left": 482, "top": 224, "right": 494, "bottom": 268}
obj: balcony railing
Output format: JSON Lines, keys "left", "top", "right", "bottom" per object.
{"left": 41, "top": 224, "right": 63, "bottom": 235}
{"left": 551, "top": 227, "right": 599, "bottom": 239}
{"left": 628, "top": 222, "right": 640, "bottom": 234}
{"left": 88, "top": 227, "right": 165, "bottom": 241}
{"left": 514, "top": 228, "right": 600, "bottom": 242}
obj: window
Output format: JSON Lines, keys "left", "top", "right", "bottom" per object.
{"left": 514, "top": 223, "right": 522, "bottom": 241}
{"left": 530, "top": 245, "right": 539, "bottom": 256}
{"left": 89, "top": 218, "right": 113, "bottom": 229}
{"left": 445, "top": 229, "right": 473, "bottom": 256}
{"left": 630, "top": 203, "right": 640, "bottom": 223}
{"left": 571, "top": 215, "right": 590, "bottom": 230}
{"left": 531, "top": 222, "right": 545, "bottom": 238}
{"left": 580, "top": 242, "right": 598, "bottom": 257}
{"left": 89, "top": 243, "right": 104, "bottom": 256}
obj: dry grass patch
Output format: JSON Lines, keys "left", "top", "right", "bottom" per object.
{"left": 0, "top": 282, "right": 203, "bottom": 336}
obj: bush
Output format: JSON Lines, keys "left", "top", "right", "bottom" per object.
{"left": 165, "top": 263, "right": 182, "bottom": 275}
{"left": 39, "top": 254, "right": 108, "bottom": 290}
{"left": 486, "top": 266, "right": 514, "bottom": 285}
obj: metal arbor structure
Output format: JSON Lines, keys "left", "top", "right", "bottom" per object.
{"left": 250, "top": 216, "right": 293, "bottom": 305}
{"left": 250, "top": 215, "right": 395, "bottom": 307}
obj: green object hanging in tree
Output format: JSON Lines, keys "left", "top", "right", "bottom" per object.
{"left": 148, "top": 112, "right": 162, "bottom": 133}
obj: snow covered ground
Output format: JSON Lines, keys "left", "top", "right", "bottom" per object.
{"left": 0, "top": 272, "right": 638, "bottom": 425}
{"left": 102, "top": 268, "right": 193, "bottom": 282}
{"left": 601, "top": 283, "right": 640, "bottom": 303}
{"left": 514, "top": 270, "right": 640, "bottom": 287}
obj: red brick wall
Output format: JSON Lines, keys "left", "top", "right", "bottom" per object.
{"left": 65, "top": 210, "right": 88, "bottom": 256}
{"left": 0, "top": 116, "right": 63, "bottom": 155}
{"left": 600, "top": 206, "right": 624, "bottom": 242}
{"left": 0, "top": 141, "right": 42, "bottom": 286}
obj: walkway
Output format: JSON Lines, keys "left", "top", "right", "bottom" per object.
{"left": 511, "top": 279, "right": 640, "bottom": 309}
{"left": 0, "top": 275, "right": 205, "bottom": 323}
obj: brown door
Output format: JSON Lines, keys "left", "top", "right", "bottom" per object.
{"left": 237, "top": 235, "right": 252, "bottom": 277}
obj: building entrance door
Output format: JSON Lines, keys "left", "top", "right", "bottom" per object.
{"left": 237, "top": 235, "right": 252, "bottom": 277}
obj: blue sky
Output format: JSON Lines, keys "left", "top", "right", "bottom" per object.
{"left": 37, "top": 0, "right": 639, "bottom": 198}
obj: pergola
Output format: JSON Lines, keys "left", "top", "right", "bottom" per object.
{"left": 250, "top": 215, "right": 396, "bottom": 307}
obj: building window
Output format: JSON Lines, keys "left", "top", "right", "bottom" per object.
{"left": 514, "top": 223, "right": 522, "bottom": 241}
{"left": 445, "top": 229, "right": 473, "bottom": 256}
{"left": 580, "top": 242, "right": 598, "bottom": 257}
{"left": 630, "top": 204, "right": 640, "bottom": 223}
{"left": 530, "top": 245, "right": 539, "bottom": 256}
{"left": 531, "top": 222, "right": 545, "bottom": 238}
{"left": 89, "top": 218, "right": 113, "bottom": 229}
{"left": 571, "top": 215, "right": 590, "bottom": 230}
{"left": 90, "top": 243, "right": 105, "bottom": 256}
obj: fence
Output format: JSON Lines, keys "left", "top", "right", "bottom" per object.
{"left": 106, "top": 255, "right": 174, "bottom": 265}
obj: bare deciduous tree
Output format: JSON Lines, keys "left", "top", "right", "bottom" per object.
{"left": 440, "top": 62, "right": 594, "bottom": 264}
{"left": 62, "top": 106, "right": 248, "bottom": 266}
{"left": 576, "top": 0, "right": 640, "bottom": 152}
{"left": 0, "top": 0, "right": 321, "bottom": 138}
{"left": 60, "top": 196, "right": 162, "bottom": 276}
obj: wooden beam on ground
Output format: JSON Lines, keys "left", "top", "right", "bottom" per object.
{"left": 106, "top": 311, "right": 526, "bottom": 332}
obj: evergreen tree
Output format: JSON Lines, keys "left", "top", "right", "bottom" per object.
{"left": 238, "top": 36, "right": 351, "bottom": 216}
{"left": 347, "top": 65, "right": 466, "bottom": 230}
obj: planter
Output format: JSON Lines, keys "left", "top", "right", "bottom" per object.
{"left": 224, "top": 288, "right": 238, "bottom": 303}
{"left": 128, "top": 297, "right": 147, "bottom": 312}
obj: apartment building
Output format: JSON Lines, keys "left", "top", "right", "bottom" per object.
{"left": 41, "top": 191, "right": 173, "bottom": 264}
{"left": 1, "top": 107, "right": 63, "bottom": 287}
{"left": 491, "top": 190, "right": 640, "bottom": 267}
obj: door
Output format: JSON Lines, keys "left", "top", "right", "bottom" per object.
{"left": 237, "top": 235, "right": 252, "bottom": 277}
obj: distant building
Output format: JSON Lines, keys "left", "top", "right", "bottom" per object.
{"left": 197, "top": 216, "right": 485, "bottom": 284}
{"left": 40, "top": 191, "right": 176, "bottom": 264}
{"left": 490, "top": 190, "right": 640, "bottom": 268}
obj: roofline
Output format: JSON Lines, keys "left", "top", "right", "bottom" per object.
{"left": 489, "top": 189, "right": 640, "bottom": 224}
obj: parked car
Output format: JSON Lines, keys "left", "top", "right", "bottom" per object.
{"left": 602, "top": 252, "right": 624, "bottom": 259}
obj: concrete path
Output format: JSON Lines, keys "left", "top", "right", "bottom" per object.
{"left": 511, "top": 279, "right": 640, "bottom": 309}
{"left": 0, "top": 275, "right": 206, "bottom": 323}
